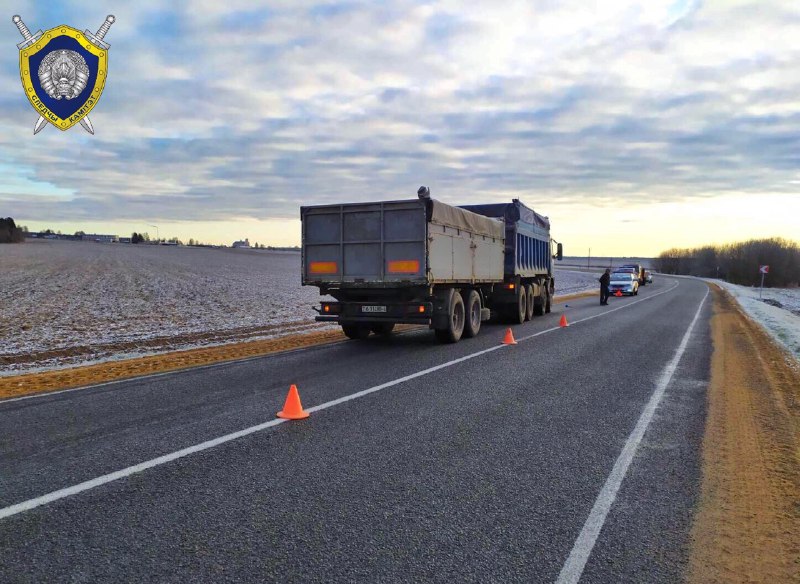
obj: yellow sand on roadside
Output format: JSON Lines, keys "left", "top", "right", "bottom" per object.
{"left": 688, "top": 285, "right": 800, "bottom": 583}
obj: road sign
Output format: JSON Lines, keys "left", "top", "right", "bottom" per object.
{"left": 759, "top": 265, "right": 769, "bottom": 274}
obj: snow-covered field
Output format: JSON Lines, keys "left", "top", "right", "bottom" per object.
{"left": 553, "top": 268, "right": 601, "bottom": 296}
{"left": 0, "top": 240, "right": 597, "bottom": 375}
{"left": 710, "top": 279, "right": 800, "bottom": 362}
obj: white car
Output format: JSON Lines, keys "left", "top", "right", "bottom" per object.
{"left": 609, "top": 272, "right": 639, "bottom": 296}
{"left": 645, "top": 271, "right": 653, "bottom": 283}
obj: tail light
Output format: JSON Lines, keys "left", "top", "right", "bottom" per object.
{"left": 321, "top": 302, "right": 340, "bottom": 314}
{"left": 504, "top": 283, "right": 515, "bottom": 290}
{"left": 387, "top": 260, "right": 420, "bottom": 274}
{"left": 310, "top": 261, "right": 337, "bottom": 274}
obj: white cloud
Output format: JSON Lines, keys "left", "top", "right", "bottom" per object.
{"left": 1, "top": 0, "right": 798, "bottom": 236}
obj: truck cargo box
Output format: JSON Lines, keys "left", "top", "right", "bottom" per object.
{"left": 301, "top": 199, "right": 504, "bottom": 288}
{"left": 460, "top": 199, "right": 552, "bottom": 278}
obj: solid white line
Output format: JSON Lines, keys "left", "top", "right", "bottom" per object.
{"left": 555, "top": 286, "right": 709, "bottom": 584}
{"left": 0, "top": 344, "right": 507, "bottom": 521}
{"left": 517, "top": 279, "right": 680, "bottom": 342}
{"left": 0, "top": 418, "right": 287, "bottom": 520}
{"left": 0, "top": 278, "right": 688, "bottom": 520}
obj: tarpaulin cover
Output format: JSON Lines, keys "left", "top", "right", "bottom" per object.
{"left": 430, "top": 200, "right": 505, "bottom": 239}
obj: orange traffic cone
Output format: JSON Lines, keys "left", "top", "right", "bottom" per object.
{"left": 559, "top": 314, "right": 569, "bottom": 327}
{"left": 615, "top": 290, "right": 623, "bottom": 297}
{"left": 277, "top": 384, "right": 310, "bottom": 420}
{"left": 502, "top": 328, "right": 517, "bottom": 345}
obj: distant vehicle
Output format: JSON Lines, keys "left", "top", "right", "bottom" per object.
{"left": 645, "top": 270, "right": 653, "bottom": 283}
{"left": 617, "top": 263, "right": 646, "bottom": 286}
{"left": 301, "top": 189, "right": 563, "bottom": 343}
{"left": 609, "top": 272, "right": 639, "bottom": 296}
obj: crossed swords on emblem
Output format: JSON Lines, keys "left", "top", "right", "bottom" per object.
{"left": 12, "top": 14, "right": 115, "bottom": 135}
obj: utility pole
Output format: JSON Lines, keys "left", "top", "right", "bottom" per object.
{"left": 148, "top": 224, "right": 160, "bottom": 242}
{"left": 588, "top": 248, "right": 591, "bottom": 269}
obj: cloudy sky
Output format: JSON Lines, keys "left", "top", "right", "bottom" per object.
{"left": 2, "top": 0, "right": 799, "bottom": 255}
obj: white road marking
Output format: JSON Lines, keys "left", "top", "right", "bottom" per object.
{"left": 555, "top": 286, "right": 709, "bottom": 584}
{"left": 0, "top": 278, "right": 687, "bottom": 520}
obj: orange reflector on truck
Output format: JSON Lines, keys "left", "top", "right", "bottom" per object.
{"left": 309, "top": 261, "right": 337, "bottom": 274}
{"left": 387, "top": 260, "right": 420, "bottom": 274}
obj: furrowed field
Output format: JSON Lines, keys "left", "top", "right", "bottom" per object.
{"left": 1, "top": 240, "right": 600, "bottom": 375}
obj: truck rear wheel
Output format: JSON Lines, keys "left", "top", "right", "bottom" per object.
{"left": 525, "top": 284, "right": 535, "bottom": 321}
{"left": 509, "top": 286, "right": 527, "bottom": 325}
{"left": 545, "top": 288, "right": 552, "bottom": 313}
{"left": 370, "top": 323, "right": 395, "bottom": 336}
{"left": 462, "top": 289, "right": 481, "bottom": 338}
{"left": 342, "top": 323, "right": 371, "bottom": 340}
{"left": 435, "top": 291, "right": 465, "bottom": 343}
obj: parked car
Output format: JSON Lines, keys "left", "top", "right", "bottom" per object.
{"left": 618, "top": 263, "right": 646, "bottom": 285}
{"left": 645, "top": 270, "right": 653, "bottom": 283}
{"left": 609, "top": 272, "right": 639, "bottom": 296}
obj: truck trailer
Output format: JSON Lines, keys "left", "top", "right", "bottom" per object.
{"left": 301, "top": 187, "right": 563, "bottom": 343}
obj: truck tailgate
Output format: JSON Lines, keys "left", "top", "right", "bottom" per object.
{"left": 302, "top": 200, "right": 428, "bottom": 285}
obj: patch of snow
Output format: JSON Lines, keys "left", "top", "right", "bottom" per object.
{"left": 554, "top": 268, "right": 601, "bottom": 296}
{"left": 709, "top": 279, "right": 800, "bottom": 362}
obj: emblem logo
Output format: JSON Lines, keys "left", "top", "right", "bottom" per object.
{"left": 12, "top": 14, "right": 115, "bottom": 135}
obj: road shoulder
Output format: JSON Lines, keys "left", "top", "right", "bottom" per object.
{"left": 688, "top": 284, "right": 799, "bottom": 583}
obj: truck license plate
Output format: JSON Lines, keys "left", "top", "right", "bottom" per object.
{"left": 362, "top": 305, "right": 387, "bottom": 313}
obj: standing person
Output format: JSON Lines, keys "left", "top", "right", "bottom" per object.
{"left": 599, "top": 268, "right": 611, "bottom": 305}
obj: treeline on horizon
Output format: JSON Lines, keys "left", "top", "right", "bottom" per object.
{"left": 0, "top": 218, "right": 25, "bottom": 243}
{"left": 656, "top": 238, "right": 800, "bottom": 287}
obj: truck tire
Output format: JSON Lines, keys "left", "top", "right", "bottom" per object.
{"left": 435, "top": 291, "right": 465, "bottom": 343}
{"left": 342, "top": 323, "right": 371, "bottom": 340}
{"left": 370, "top": 323, "right": 395, "bottom": 336}
{"left": 525, "top": 284, "right": 535, "bottom": 321}
{"left": 509, "top": 286, "right": 527, "bottom": 325}
{"left": 462, "top": 289, "right": 481, "bottom": 338}
{"left": 533, "top": 285, "right": 545, "bottom": 316}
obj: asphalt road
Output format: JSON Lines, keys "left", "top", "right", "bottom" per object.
{"left": 0, "top": 276, "right": 712, "bottom": 583}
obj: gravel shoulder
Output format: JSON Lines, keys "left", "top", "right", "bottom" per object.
{"left": 688, "top": 285, "right": 800, "bottom": 583}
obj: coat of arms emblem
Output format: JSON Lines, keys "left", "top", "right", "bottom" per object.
{"left": 12, "top": 14, "right": 115, "bottom": 135}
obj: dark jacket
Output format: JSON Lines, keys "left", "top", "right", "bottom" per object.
{"left": 599, "top": 272, "right": 610, "bottom": 286}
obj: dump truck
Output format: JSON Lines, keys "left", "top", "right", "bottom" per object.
{"left": 301, "top": 187, "right": 563, "bottom": 343}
